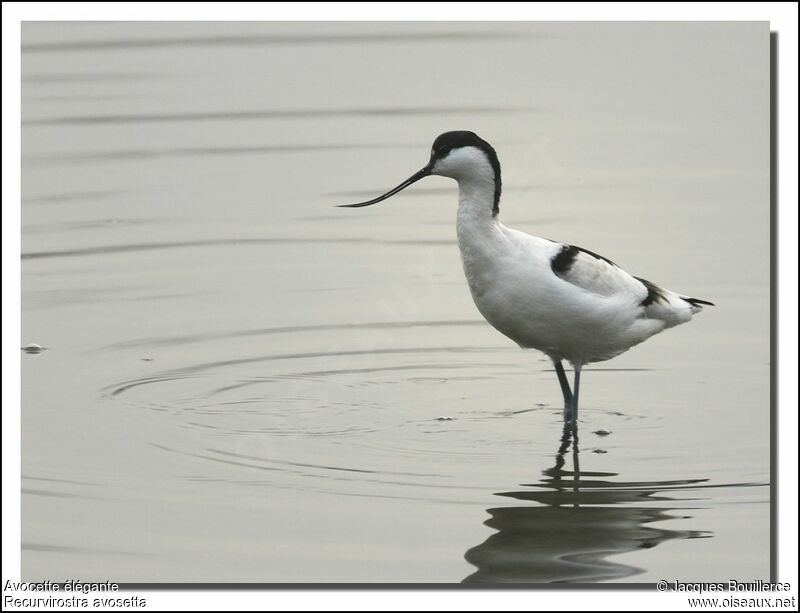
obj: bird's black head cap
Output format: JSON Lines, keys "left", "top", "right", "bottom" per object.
{"left": 430, "top": 131, "right": 502, "bottom": 216}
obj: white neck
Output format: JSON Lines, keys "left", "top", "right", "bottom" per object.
{"left": 433, "top": 146, "right": 499, "bottom": 230}
{"left": 455, "top": 175, "right": 504, "bottom": 297}
{"left": 456, "top": 175, "right": 499, "bottom": 237}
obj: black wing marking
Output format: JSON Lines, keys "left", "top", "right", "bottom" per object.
{"left": 550, "top": 245, "right": 579, "bottom": 274}
{"left": 550, "top": 244, "right": 617, "bottom": 274}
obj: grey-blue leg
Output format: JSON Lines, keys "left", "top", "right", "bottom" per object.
{"left": 554, "top": 360, "right": 573, "bottom": 421}
{"left": 570, "top": 365, "right": 582, "bottom": 427}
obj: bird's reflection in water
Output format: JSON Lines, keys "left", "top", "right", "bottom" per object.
{"left": 463, "top": 425, "right": 710, "bottom": 583}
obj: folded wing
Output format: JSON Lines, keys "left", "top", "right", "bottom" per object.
{"left": 550, "top": 244, "right": 714, "bottom": 321}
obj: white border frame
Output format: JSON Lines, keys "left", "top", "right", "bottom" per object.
{"left": 3, "top": 3, "right": 796, "bottom": 610}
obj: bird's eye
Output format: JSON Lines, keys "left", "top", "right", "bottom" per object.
{"left": 438, "top": 146, "right": 451, "bottom": 156}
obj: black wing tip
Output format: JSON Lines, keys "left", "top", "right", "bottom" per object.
{"left": 634, "top": 276, "right": 668, "bottom": 307}
{"left": 683, "top": 297, "right": 715, "bottom": 307}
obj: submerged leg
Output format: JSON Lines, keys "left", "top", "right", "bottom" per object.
{"left": 570, "top": 365, "right": 582, "bottom": 427}
{"left": 554, "top": 360, "right": 573, "bottom": 421}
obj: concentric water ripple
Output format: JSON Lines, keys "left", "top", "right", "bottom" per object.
{"left": 99, "top": 319, "right": 700, "bottom": 506}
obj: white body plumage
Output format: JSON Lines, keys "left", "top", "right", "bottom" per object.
{"left": 449, "top": 146, "right": 701, "bottom": 366}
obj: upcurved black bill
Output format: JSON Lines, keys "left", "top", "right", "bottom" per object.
{"left": 337, "top": 166, "right": 431, "bottom": 208}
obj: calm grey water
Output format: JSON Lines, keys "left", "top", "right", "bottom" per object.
{"left": 21, "top": 22, "right": 770, "bottom": 583}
